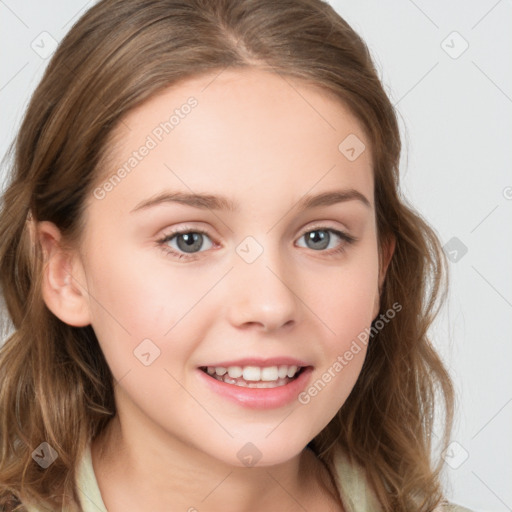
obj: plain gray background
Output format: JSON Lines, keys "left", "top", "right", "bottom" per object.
{"left": 1, "top": 1, "right": 511, "bottom": 510}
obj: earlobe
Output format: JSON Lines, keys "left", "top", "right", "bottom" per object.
{"left": 36, "top": 221, "right": 91, "bottom": 327}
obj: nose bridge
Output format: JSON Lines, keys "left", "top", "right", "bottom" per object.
{"left": 226, "top": 234, "right": 300, "bottom": 330}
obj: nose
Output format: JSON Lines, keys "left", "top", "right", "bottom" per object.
{"left": 225, "top": 244, "right": 302, "bottom": 333}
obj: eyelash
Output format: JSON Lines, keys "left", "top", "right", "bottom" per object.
{"left": 156, "top": 226, "right": 357, "bottom": 261}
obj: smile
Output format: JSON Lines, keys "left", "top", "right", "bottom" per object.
{"left": 200, "top": 364, "right": 305, "bottom": 388}
{"left": 197, "top": 361, "right": 313, "bottom": 409}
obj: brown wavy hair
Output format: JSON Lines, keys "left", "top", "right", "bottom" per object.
{"left": 0, "top": 0, "right": 454, "bottom": 510}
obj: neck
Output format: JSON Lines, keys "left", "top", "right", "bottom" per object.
{"left": 91, "top": 415, "right": 341, "bottom": 512}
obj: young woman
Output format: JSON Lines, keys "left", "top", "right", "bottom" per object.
{"left": 0, "top": 0, "right": 472, "bottom": 510}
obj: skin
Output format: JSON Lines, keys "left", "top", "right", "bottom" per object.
{"left": 38, "top": 68, "right": 394, "bottom": 512}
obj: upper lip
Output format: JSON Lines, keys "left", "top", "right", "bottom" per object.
{"left": 200, "top": 357, "right": 311, "bottom": 368}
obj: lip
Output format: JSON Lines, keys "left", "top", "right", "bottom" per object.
{"left": 197, "top": 365, "right": 314, "bottom": 410}
{"left": 200, "top": 357, "right": 310, "bottom": 368}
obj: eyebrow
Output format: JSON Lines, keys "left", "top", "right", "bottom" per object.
{"left": 130, "top": 188, "right": 371, "bottom": 214}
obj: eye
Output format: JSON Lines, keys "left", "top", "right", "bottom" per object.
{"left": 157, "top": 226, "right": 356, "bottom": 261}
{"left": 157, "top": 228, "right": 214, "bottom": 259}
{"left": 296, "top": 227, "right": 355, "bottom": 253}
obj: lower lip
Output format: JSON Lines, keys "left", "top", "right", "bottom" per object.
{"left": 197, "top": 367, "right": 313, "bottom": 409}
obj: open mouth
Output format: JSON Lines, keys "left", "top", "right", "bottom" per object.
{"left": 199, "top": 365, "right": 307, "bottom": 389}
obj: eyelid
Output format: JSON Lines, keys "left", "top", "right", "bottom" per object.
{"left": 302, "top": 221, "right": 353, "bottom": 236}
{"left": 157, "top": 225, "right": 216, "bottom": 248}
{"left": 157, "top": 222, "right": 353, "bottom": 243}
{"left": 298, "top": 220, "right": 357, "bottom": 242}
{"left": 295, "top": 226, "right": 357, "bottom": 250}
{"left": 156, "top": 224, "right": 216, "bottom": 261}
{"left": 156, "top": 223, "right": 357, "bottom": 260}
{"left": 158, "top": 223, "right": 215, "bottom": 241}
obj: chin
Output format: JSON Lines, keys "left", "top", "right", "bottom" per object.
{"left": 209, "top": 431, "right": 312, "bottom": 469}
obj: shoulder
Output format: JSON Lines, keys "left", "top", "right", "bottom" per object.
{"left": 75, "top": 443, "right": 108, "bottom": 512}
{"left": 329, "top": 445, "right": 382, "bottom": 511}
{"left": 19, "top": 443, "right": 107, "bottom": 512}
{"left": 330, "top": 445, "right": 475, "bottom": 512}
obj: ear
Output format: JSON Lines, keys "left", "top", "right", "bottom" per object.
{"left": 36, "top": 221, "right": 91, "bottom": 327}
{"left": 372, "top": 233, "right": 396, "bottom": 319}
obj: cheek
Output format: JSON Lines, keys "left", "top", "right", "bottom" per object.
{"left": 85, "top": 241, "right": 182, "bottom": 333}
{"left": 296, "top": 284, "right": 373, "bottom": 441}
{"left": 315, "top": 244, "right": 380, "bottom": 345}
{"left": 83, "top": 243, "right": 222, "bottom": 382}
{"left": 80, "top": 245, "right": 167, "bottom": 373}
{"left": 297, "top": 242, "right": 379, "bottom": 419}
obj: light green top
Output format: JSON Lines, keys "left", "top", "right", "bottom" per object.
{"left": 25, "top": 444, "right": 472, "bottom": 512}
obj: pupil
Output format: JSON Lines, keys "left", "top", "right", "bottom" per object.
{"left": 177, "top": 232, "right": 202, "bottom": 253}
{"left": 307, "top": 230, "right": 329, "bottom": 250}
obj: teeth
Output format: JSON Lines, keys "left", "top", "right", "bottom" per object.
{"left": 242, "top": 366, "right": 261, "bottom": 381}
{"left": 278, "top": 365, "right": 289, "bottom": 379}
{"left": 218, "top": 375, "right": 292, "bottom": 388}
{"left": 261, "top": 366, "right": 278, "bottom": 381}
{"left": 205, "top": 364, "right": 302, "bottom": 382}
{"left": 227, "top": 366, "right": 243, "bottom": 378}
{"left": 287, "top": 365, "right": 298, "bottom": 378}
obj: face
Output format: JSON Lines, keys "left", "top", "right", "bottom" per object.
{"left": 67, "top": 68, "right": 384, "bottom": 466}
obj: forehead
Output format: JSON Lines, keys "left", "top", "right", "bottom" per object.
{"left": 92, "top": 67, "right": 373, "bottom": 212}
